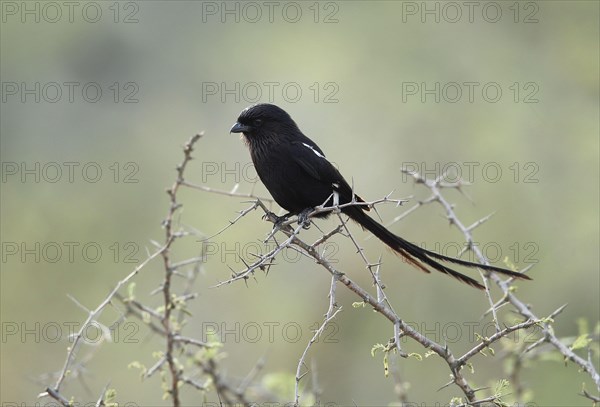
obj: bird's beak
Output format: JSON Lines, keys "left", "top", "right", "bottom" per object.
{"left": 230, "top": 122, "right": 249, "bottom": 134}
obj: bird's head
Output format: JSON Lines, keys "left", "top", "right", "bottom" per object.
{"left": 230, "top": 103, "right": 298, "bottom": 137}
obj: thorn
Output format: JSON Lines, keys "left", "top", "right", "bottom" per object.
{"left": 298, "top": 370, "right": 309, "bottom": 381}
{"left": 549, "top": 303, "right": 568, "bottom": 319}
{"left": 467, "top": 212, "right": 496, "bottom": 232}
{"left": 437, "top": 379, "right": 455, "bottom": 392}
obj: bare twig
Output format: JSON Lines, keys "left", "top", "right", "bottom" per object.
{"left": 294, "top": 274, "right": 343, "bottom": 406}
{"left": 159, "top": 133, "right": 207, "bottom": 406}
{"left": 42, "top": 242, "right": 169, "bottom": 405}
{"left": 402, "top": 168, "right": 600, "bottom": 394}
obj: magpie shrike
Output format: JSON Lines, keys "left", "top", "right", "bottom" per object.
{"left": 230, "top": 103, "right": 531, "bottom": 289}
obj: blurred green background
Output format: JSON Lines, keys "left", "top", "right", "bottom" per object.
{"left": 1, "top": 1, "right": 598, "bottom": 405}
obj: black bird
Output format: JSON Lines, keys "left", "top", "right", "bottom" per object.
{"left": 230, "top": 103, "right": 531, "bottom": 289}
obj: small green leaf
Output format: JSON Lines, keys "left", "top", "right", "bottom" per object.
{"left": 495, "top": 378, "right": 510, "bottom": 393}
{"left": 104, "top": 388, "right": 117, "bottom": 406}
{"left": 570, "top": 333, "right": 592, "bottom": 351}
{"left": 142, "top": 311, "right": 151, "bottom": 324}
{"left": 128, "top": 361, "right": 147, "bottom": 379}
{"left": 127, "top": 282, "right": 136, "bottom": 300}
{"left": 383, "top": 353, "right": 389, "bottom": 377}
{"left": 408, "top": 352, "right": 422, "bottom": 361}
{"left": 371, "top": 343, "right": 385, "bottom": 357}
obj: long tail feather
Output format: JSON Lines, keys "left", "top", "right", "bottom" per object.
{"left": 343, "top": 207, "right": 531, "bottom": 290}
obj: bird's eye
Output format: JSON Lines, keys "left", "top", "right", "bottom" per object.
{"left": 253, "top": 119, "right": 262, "bottom": 126}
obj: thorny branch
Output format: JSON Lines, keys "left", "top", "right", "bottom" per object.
{"left": 294, "top": 274, "right": 343, "bottom": 405}
{"left": 42, "top": 134, "right": 266, "bottom": 406}
{"left": 205, "top": 156, "right": 598, "bottom": 403}
{"left": 159, "top": 132, "right": 205, "bottom": 406}
{"left": 210, "top": 195, "right": 542, "bottom": 404}
{"left": 41, "top": 241, "right": 169, "bottom": 406}
{"left": 42, "top": 134, "right": 599, "bottom": 406}
{"left": 401, "top": 168, "right": 600, "bottom": 400}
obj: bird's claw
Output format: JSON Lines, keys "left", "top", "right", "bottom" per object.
{"left": 273, "top": 215, "right": 289, "bottom": 230}
{"left": 298, "top": 208, "right": 313, "bottom": 229}
{"left": 263, "top": 212, "right": 291, "bottom": 230}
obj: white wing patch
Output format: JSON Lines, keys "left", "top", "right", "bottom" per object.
{"left": 302, "top": 142, "right": 325, "bottom": 159}
{"left": 332, "top": 183, "right": 340, "bottom": 206}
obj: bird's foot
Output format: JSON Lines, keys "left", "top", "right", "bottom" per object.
{"left": 298, "top": 208, "right": 313, "bottom": 229}
{"left": 273, "top": 214, "right": 291, "bottom": 229}
{"left": 263, "top": 212, "right": 291, "bottom": 230}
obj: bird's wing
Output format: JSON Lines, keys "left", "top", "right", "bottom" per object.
{"left": 288, "top": 140, "right": 368, "bottom": 208}
{"left": 289, "top": 141, "right": 336, "bottom": 181}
